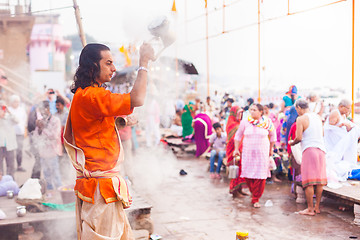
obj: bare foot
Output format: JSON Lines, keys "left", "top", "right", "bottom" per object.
{"left": 298, "top": 208, "right": 315, "bottom": 216}
{"left": 238, "top": 188, "right": 249, "bottom": 196}
{"left": 273, "top": 177, "right": 282, "bottom": 183}
{"left": 253, "top": 202, "right": 261, "bottom": 208}
{"left": 315, "top": 209, "right": 321, "bottom": 214}
{"left": 232, "top": 191, "right": 244, "bottom": 199}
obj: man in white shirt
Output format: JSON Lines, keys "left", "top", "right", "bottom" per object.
{"left": 0, "top": 101, "right": 18, "bottom": 177}
{"left": 7, "top": 95, "right": 27, "bottom": 172}
{"left": 324, "top": 99, "right": 360, "bottom": 184}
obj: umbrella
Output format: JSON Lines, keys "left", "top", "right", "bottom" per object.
{"left": 159, "top": 56, "right": 198, "bottom": 75}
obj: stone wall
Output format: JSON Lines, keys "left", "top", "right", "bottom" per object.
{"left": 0, "top": 15, "right": 35, "bottom": 93}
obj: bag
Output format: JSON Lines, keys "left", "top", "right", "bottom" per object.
{"left": 18, "top": 178, "right": 42, "bottom": 200}
{"left": 291, "top": 143, "right": 302, "bottom": 165}
{"left": 228, "top": 156, "right": 239, "bottom": 179}
{"left": 269, "top": 156, "right": 277, "bottom": 171}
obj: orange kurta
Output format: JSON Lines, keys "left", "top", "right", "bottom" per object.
{"left": 70, "top": 86, "right": 133, "bottom": 203}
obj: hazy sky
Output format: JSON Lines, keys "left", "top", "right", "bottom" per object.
{"left": 30, "top": 0, "right": 360, "bottom": 97}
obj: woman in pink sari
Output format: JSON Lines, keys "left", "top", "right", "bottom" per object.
{"left": 193, "top": 112, "right": 213, "bottom": 157}
{"left": 226, "top": 106, "right": 247, "bottom": 197}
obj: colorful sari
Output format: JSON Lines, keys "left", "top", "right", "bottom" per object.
{"left": 285, "top": 106, "right": 298, "bottom": 144}
{"left": 181, "top": 104, "right": 195, "bottom": 138}
{"left": 280, "top": 95, "right": 300, "bottom": 144}
{"left": 226, "top": 106, "right": 246, "bottom": 194}
{"left": 193, "top": 113, "right": 212, "bottom": 157}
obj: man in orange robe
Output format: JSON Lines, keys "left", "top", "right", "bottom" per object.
{"left": 64, "top": 43, "right": 154, "bottom": 239}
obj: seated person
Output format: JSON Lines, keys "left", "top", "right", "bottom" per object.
{"left": 0, "top": 173, "right": 20, "bottom": 196}
{"left": 170, "top": 109, "right": 183, "bottom": 137}
{"left": 324, "top": 99, "right": 360, "bottom": 184}
{"left": 209, "top": 122, "right": 227, "bottom": 179}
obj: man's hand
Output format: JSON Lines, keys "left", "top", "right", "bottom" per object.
{"left": 36, "top": 119, "right": 45, "bottom": 129}
{"left": 139, "top": 43, "right": 155, "bottom": 66}
{"left": 126, "top": 115, "right": 138, "bottom": 127}
{"left": 338, "top": 123, "right": 353, "bottom": 132}
{"left": 36, "top": 119, "right": 45, "bottom": 134}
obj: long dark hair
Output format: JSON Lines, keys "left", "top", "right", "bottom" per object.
{"left": 71, "top": 43, "right": 110, "bottom": 94}
{"left": 291, "top": 94, "right": 296, "bottom": 104}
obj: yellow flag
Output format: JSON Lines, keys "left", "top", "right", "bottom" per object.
{"left": 171, "top": 0, "right": 177, "bottom": 12}
{"left": 119, "top": 46, "right": 132, "bottom": 67}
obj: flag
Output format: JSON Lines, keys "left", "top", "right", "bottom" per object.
{"left": 171, "top": 0, "right": 177, "bottom": 12}
{"left": 205, "top": 0, "right": 207, "bottom": 8}
{"left": 119, "top": 46, "right": 132, "bottom": 67}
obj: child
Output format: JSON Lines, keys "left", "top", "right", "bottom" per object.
{"left": 209, "top": 122, "right": 227, "bottom": 179}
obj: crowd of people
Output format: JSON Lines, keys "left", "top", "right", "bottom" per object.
{"left": 0, "top": 42, "right": 157, "bottom": 239}
{"left": 0, "top": 88, "right": 72, "bottom": 197}
{"left": 167, "top": 85, "right": 360, "bottom": 213}
{"left": 0, "top": 68, "right": 359, "bottom": 225}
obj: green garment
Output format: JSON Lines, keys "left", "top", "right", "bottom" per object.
{"left": 181, "top": 104, "right": 194, "bottom": 138}
{"left": 42, "top": 202, "right": 75, "bottom": 211}
{"left": 283, "top": 95, "right": 300, "bottom": 107}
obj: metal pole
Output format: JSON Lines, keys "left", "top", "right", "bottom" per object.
{"left": 288, "top": 0, "right": 290, "bottom": 15}
{"left": 258, "top": 0, "right": 261, "bottom": 103}
{"left": 351, "top": 0, "right": 355, "bottom": 119}
{"left": 73, "top": 0, "right": 86, "bottom": 47}
{"left": 206, "top": 5, "right": 210, "bottom": 97}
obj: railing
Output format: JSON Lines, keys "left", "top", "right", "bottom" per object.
{"left": 0, "top": 63, "right": 35, "bottom": 104}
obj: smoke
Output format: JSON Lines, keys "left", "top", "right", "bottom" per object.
{"left": 130, "top": 144, "right": 179, "bottom": 193}
{"left": 120, "top": 1, "right": 173, "bottom": 42}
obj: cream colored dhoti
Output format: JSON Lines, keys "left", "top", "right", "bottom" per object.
{"left": 77, "top": 184, "right": 134, "bottom": 240}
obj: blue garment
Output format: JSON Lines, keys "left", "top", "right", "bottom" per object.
{"left": 131, "top": 126, "right": 138, "bottom": 150}
{"left": 48, "top": 99, "right": 57, "bottom": 115}
{"left": 285, "top": 106, "right": 298, "bottom": 143}
{"left": 0, "top": 175, "right": 19, "bottom": 196}
{"left": 210, "top": 150, "right": 226, "bottom": 173}
{"left": 348, "top": 169, "right": 360, "bottom": 180}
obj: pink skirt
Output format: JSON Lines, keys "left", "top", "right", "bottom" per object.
{"left": 301, "top": 147, "right": 327, "bottom": 188}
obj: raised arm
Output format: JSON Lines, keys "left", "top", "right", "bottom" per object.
{"left": 280, "top": 99, "right": 285, "bottom": 113}
{"left": 130, "top": 43, "right": 155, "bottom": 108}
{"left": 328, "top": 110, "right": 340, "bottom": 126}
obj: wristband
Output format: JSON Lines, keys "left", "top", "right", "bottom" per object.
{"left": 137, "top": 66, "right": 149, "bottom": 72}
